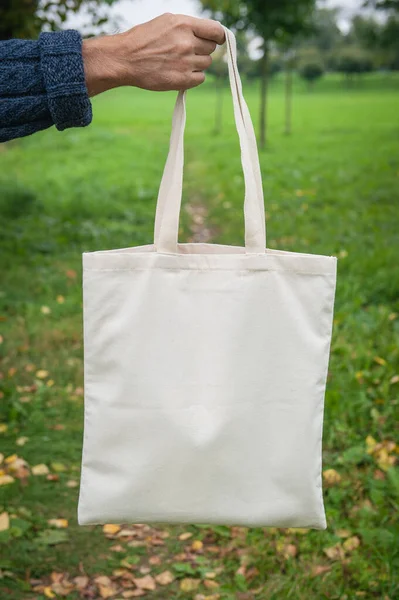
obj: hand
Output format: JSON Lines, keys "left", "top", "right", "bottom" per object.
{"left": 83, "top": 13, "right": 225, "bottom": 97}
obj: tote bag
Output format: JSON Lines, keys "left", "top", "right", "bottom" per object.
{"left": 78, "top": 27, "right": 337, "bottom": 529}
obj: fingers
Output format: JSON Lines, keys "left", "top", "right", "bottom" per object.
{"left": 192, "top": 54, "right": 212, "bottom": 71}
{"left": 194, "top": 38, "right": 217, "bottom": 55}
{"left": 187, "top": 71, "right": 206, "bottom": 89}
{"left": 184, "top": 15, "right": 225, "bottom": 45}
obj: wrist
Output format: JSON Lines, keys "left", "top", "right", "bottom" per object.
{"left": 82, "top": 34, "right": 125, "bottom": 97}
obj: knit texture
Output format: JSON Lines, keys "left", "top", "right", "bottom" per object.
{"left": 0, "top": 30, "right": 92, "bottom": 143}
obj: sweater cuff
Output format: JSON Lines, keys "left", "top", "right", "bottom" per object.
{"left": 39, "top": 30, "right": 92, "bottom": 132}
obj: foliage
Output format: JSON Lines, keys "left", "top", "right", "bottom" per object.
{"left": 1, "top": 77, "right": 399, "bottom": 598}
{"left": 0, "top": 0, "right": 118, "bottom": 40}
{"left": 334, "top": 46, "right": 374, "bottom": 76}
{"left": 299, "top": 60, "right": 325, "bottom": 86}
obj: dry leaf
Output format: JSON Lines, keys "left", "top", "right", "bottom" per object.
{"left": 16, "top": 436, "right": 29, "bottom": 447}
{"left": 133, "top": 575, "right": 156, "bottom": 591}
{"left": 179, "top": 531, "right": 193, "bottom": 541}
{"left": 374, "top": 356, "right": 386, "bottom": 366}
{"left": 0, "top": 424, "right": 8, "bottom": 434}
{"left": 36, "top": 370, "right": 49, "bottom": 379}
{"left": 335, "top": 529, "right": 351, "bottom": 538}
{"left": 48, "top": 518, "right": 68, "bottom": 529}
{"left": 0, "top": 475, "right": 15, "bottom": 486}
{"left": 43, "top": 586, "right": 55, "bottom": 598}
{"left": 323, "top": 543, "right": 345, "bottom": 561}
{"left": 139, "top": 567, "right": 151, "bottom": 575}
{"left": 98, "top": 583, "right": 117, "bottom": 598}
{"left": 41, "top": 306, "right": 51, "bottom": 315}
{"left": 103, "top": 524, "right": 121, "bottom": 536}
{"left": 366, "top": 435, "right": 378, "bottom": 454}
{"left": 47, "top": 474, "right": 59, "bottom": 482}
{"left": 73, "top": 576, "right": 89, "bottom": 589}
{"left": 149, "top": 556, "right": 161, "bottom": 566}
{"left": 66, "top": 479, "right": 78, "bottom": 488}
{"left": 122, "top": 591, "right": 145, "bottom": 598}
{"left": 66, "top": 269, "right": 77, "bottom": 279}
{"left": 32, "top": 464, "right": 49, "bottom": 476}
{"left": 191, "top": 539, "right": 204, "bottom": 552}
{"left": 155, "top": 570, "right": 175, "bottom": 585}
{"left": 110, "top": 544, "right": 124, "bottom": 553}
{"left": 57, "top": 295, "right": 65, "bottom": 304}
{"left": 311, "top": 565, "right": 331, "bottom": 577}
{"left": 323, "top": 469, "right": 342, "bottom": 485}
{"left": 374, "top": 469, "right": 385, "bottom": 480}
{"left": 8, "top": 367, "right": 17, "bottom": 377}
{"left": 390, "top": 375, "right": 399, "bottom": 384}
{"left": 343, "top": 536, "right": 361, "bottom": 552}
{"left": 180, "top": 578, "right": 200, "bottom": 592}
{"left": 204, "top": 579, "right": 220, "bottom": 589}
{"left": 0, "top": 512, "right": 10, "bottom": 531}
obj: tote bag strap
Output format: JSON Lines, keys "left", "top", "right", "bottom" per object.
{"left": 154, "top": 26, "right": 266, "bottom": 255}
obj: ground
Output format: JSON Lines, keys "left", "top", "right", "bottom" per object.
{"left": 0, "top": 72, "right": 398, "bottom": 599}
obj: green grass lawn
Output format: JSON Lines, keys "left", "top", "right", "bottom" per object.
{"left": 1, "top": 73, "right": 399, "bottom": 600}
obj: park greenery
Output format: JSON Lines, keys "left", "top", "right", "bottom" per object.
{"left": 1, "top": 1, "right": 399, "bottom": 599}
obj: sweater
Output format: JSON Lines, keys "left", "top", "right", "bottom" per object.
{"left": 0, "top": 30, "right": 92, "bottom": 143}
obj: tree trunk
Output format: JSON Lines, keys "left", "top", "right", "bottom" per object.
{"left": 284, "top": 67, "right": 293, "bottom": 135}
{"left": 213, "top": 75, "right": 224, "bottom": 135}
{"left": 259, "top": 43, "right": 269, "bottom": 150}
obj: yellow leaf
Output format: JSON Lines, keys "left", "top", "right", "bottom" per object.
{"left": 0, "top": 512, "right": 10, "bottom": 531}
{"left": 48, "top": 518, "right": 68, "bottom": 529}
{"left": 122, "top": 591, "right": 146, "bottom": 598}
{"left": 179, "top": 531, "right": 193, "bottom": 541}
{"left": 0, "top": 424, "right": 8, "bottom": 434}
{"left": 0, "top": 475, "right": 15, "bottom": 486}
{"left": 73, "top": 576, "right": 89, "bottom": 589}
{"left": 41, "top": 306, "right": 51, "bottom": 315}
{"left": 0, "top": 453, "right": 3, "bottom": 464}
{"left": 32, "top": 463, "right": 49, "bottom": 475}
{"left": 376, "top": 448, "right": 396, "bottom": 471}
{"left": 204, "top": 579, "right": 220, "bottom": 589}
{"left": 103, "top": 523, "right": 121, "bottom": 535}
{"left": 8, "top": 367, "right": 17, "bottom": 377}
{"left": 66, "top": 479, "right": 78, "bottom": 488}
{"left": 98, "top": 584, "right": 116, "bottom": 599}
{"left": 286, "top": 528, "right": 309, "bottom": 535}
{"left": 5, "top": 454, "right": 18, "bottom": 465}
{"left": 0, "top": 335, "right": 3, "bottom": 344}
{"left": 366, "top": 435, "right": 378, "bottom": 454}
{"left": 47, "top": 379, "right": 55, "bottom": 387}
{"left": 311, "top": 565, "right": 331, "bottom": 577}
{"left": 16, "top": 437, "right": 29, "bottom": 447}
{"left": 343, "top": 536, "right": 361, "bottom": 552}
{"left": 390, "top": 375, "right": 399, "bottom": 385}
{"left": 191, "top": 539, "right": 204, "bottom": 552}
{"left": 36, "top": 370, "right": 49, "bottom": 379}
{"left": 338, "top": 249, "right": 348, "bottom": 259}
{"left": 180, "top": 578, "right": 200, "bottom": 592}
{"left": 133, "top": 575, "right": 156, "bottom": 591}
{"left": 51, "top": 462, "right": 67, "bottom": 473}
{"left": 44, "top": 587, "right": 55, "bottom": 598}
{"left": 374, "top": 356, "right": 386, "bottom": 366}
{"left": 155, "top": 571, "right": 175, "bottom": 585}
{"left": 56, "top": 295, "right": 65, "bottom": 304}
{"left": 323, "top": 469, "right": 342, "bottom": 485}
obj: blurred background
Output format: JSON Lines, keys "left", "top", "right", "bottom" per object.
{"left": 0, "top": 1, "right": 398, "bottom": 599}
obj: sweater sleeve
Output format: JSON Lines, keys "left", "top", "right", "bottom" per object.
{"left": 0, "top": 30, "right": 92, "bottom": 143}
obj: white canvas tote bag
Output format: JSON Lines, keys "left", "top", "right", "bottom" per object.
{"left": 78, "top": 27, "right": 337, "bottom": 529}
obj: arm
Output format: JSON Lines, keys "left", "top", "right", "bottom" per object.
{"left": 0, "top": 13, "right": 225, "bottom": 144}
{"left": 0, "top": 30, "right": 91, "bottom": 143}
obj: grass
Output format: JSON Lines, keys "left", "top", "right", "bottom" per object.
{"left": 0, "top": 72, "right": 399, "bottom": 599}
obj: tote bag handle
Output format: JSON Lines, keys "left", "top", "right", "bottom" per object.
{"left": 154, "top": 26, "right": 266, "bottom": 255}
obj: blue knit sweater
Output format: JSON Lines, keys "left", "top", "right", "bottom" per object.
{"left": 0, "top": 30, "right": 92, "bottom": 143}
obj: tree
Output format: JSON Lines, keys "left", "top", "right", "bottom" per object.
{"left": 246, "top": 0, "right": 317, "bottom": 147}
{"left": 335, "top": 47, "right": 374, "bottom": 81}
{"left": 0, "top": 0, "right": 118, "bottom": 40}
{"left": 299, "top": 61, "right": 324, "bottom": 88}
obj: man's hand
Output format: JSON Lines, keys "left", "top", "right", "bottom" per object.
{"left": 83, "top": 13, "right": 225, "bottom": 97}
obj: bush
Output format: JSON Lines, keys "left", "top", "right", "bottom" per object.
{"left": 299, "top": 61, "right": 325, "bottom": 85}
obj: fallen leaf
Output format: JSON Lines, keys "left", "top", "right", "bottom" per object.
{"left": 0, "top": 475, "right": 15, "bottom": 486}
{"left": 122, "top": 591, "right": 145, "bottom": 598}
{"left": 343, "top": 536, "right": 361, "bottom": 552}
{"left": 43, "top": 586, "right": 55, "bottom": 598}
{"left": 390, "top": 375, "right": 399, "bottom": 384}
{"left": 8, "top": 367, "right": 17, "bottom": 377}
{"left": 0, "top": 453, "right": 3, "bottom": 464}
{"left": 139, "top": 566, "right": 151, "bottom": 575}
{"left": 0, "top": 512, "right": 10, "bottom": 531}
{"left": 323, "top": 469, "right": 342, "bottom": 485}
{"left": 41, "top": 306, "right": 51, "bottom": 315}
{"left": 0, "top": 423, "right": 8, "bottom": 434}
{"left": 374, "top": 356, "right": 386, "bottom": 366}
{"left": 66, "top": 269, "right": 77, "bottom": 279}
{"left": 32, "top": 464, "right": 49, "bottom": 475}
{"left": 191, "top": 539, "right": 204, "bottom": 552}
{"left": 323, "top": 543, "right": 345, "bottom": 561}
{"left": 47, "top": 474, "right": 59, "bottom": 482}
{"left": 0, "top": 335, "right": 3, "bottom": 343}
{"left": 73, "top": 576, "right": 89, "bottom": 589}
{"left": 204, "top": 579, "right": 220, "bottom": 589}
{"left": 66, "top": 479, "right": 78, "bottom": 488}
{"left": 47, "top": 379, "right": 55, "bottom": 387}
{"left": 311, "top": 565, "right": 331, "bottom": 577}
{"left": 57, "top": 295, "right": 65, "bottom": 304}
{"left": 149, "top": 556, "right": 161, "bottom": 565}
{"left": 36, "top": 370, "right": 49, "bottom": 379}
{"left": 179, "top": 531, "right": 193, "bottom": 541}
{"left": 133, "top": 575, "right": 156, "bottom": 591}
{"left": 16, "top": 436, "right": 29, "bottom": 447}
{"left": 25, "top": 363, "right": 35, "bottom": 372}
{"left": 180, "top": 578, "right": 200, "bottom": 592}
{"left": 155, "top": 570, "right": 175, "bottom": 585}
{"left": 98, "top": 583, "right": 117, "bottom": 599}
{"left": 335, "top": 529, "right": 351, "bottom": 538}
{"left": 366, "top": 435, "right": 378, "bottom": 454}
{"left": 374, "top": 469, "right": 385, "bottom": 480}
{"left": 48, "top": 518, "right": 68, "bottom": 529}
{"left": 51, "top": 462, "right": 67, "bottom": 473}
{"left": 103, "top": 523, "right": 121, "bottom": 536}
